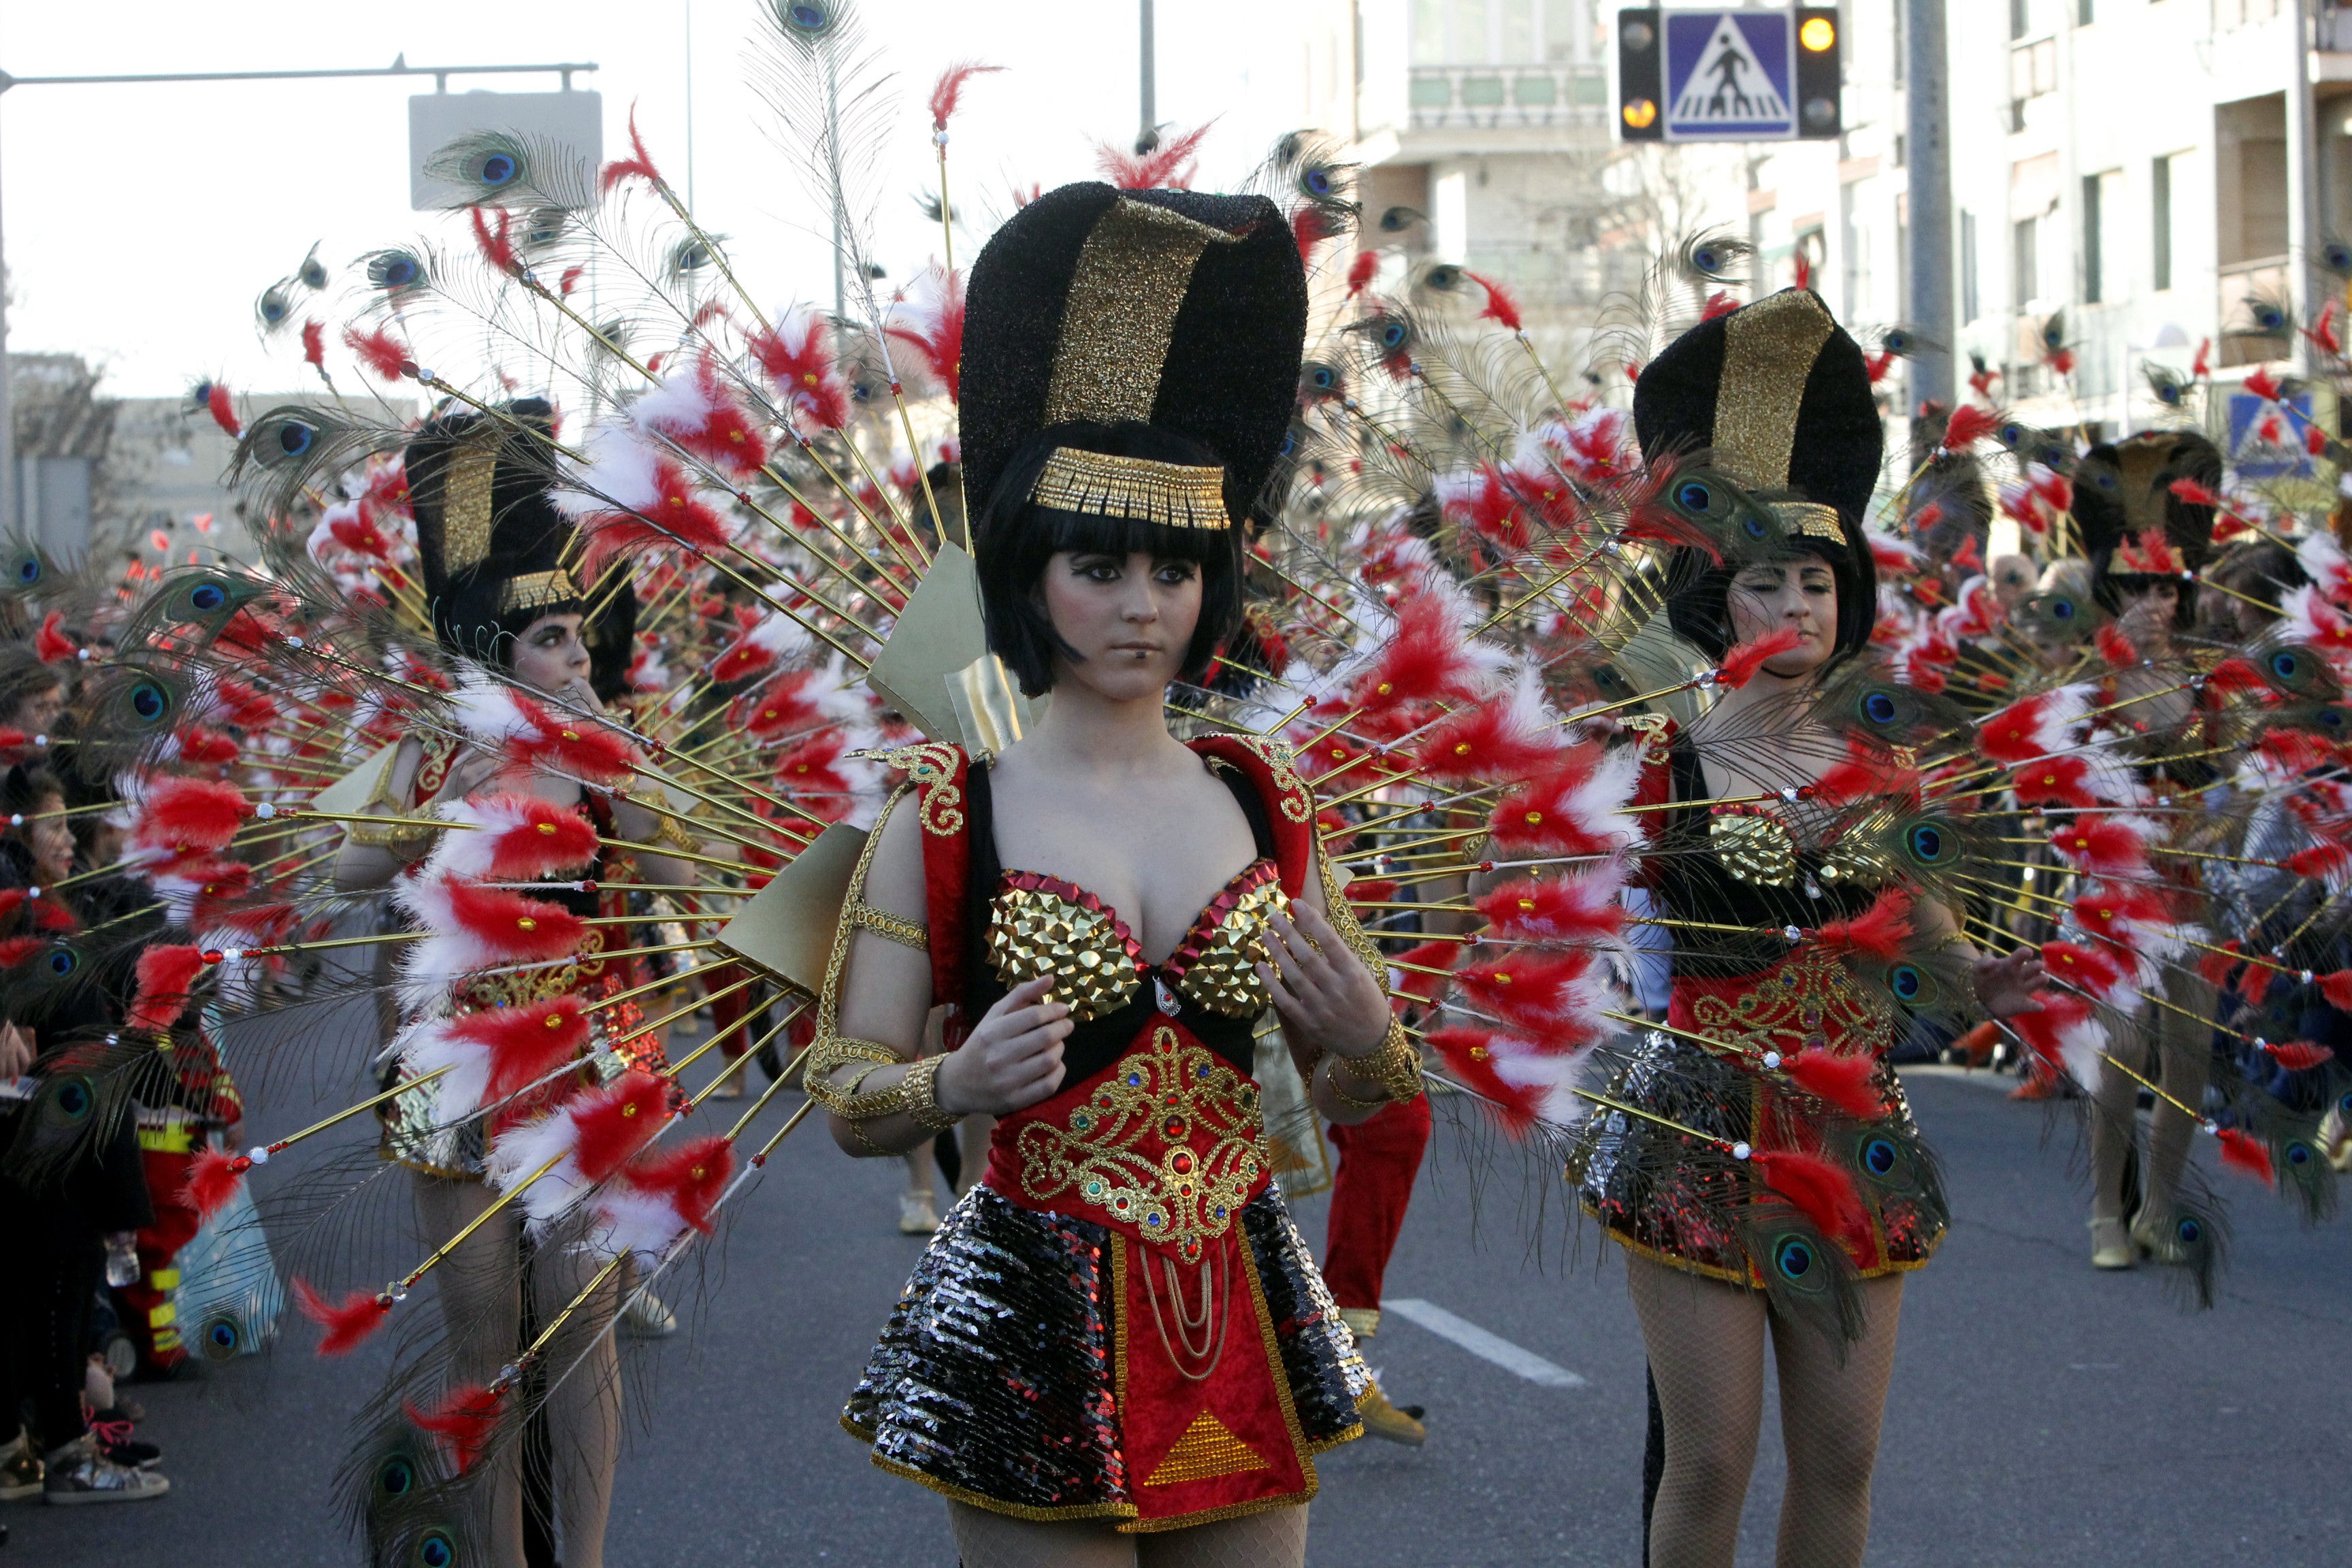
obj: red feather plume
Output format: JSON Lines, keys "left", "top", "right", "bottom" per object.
{"left": 1475, "top": 872, "right": 1627, "bottom": 944}
{"left": 570, "top": 1072, "right": 673, "bottom": 1184}
{"left": 408, "top": 1384, "right": 506, "bottom": 1474}
{"left": 180, "top": 1147, "right": 250, "bottom": 1222}
{"left": 928, "top": 61, "right": 1004, "bottom": 131}
{"left": 1715, "top": 628, "right": 1805, "bottom": 689}
{"left": 2214, "top": 1127, "right": 2274, "bottom": 1186}
{"left": 2319, "top": 969, "right": 2352, "bottom": 1011}
{"left": 2048, "top": 815, "right": 2149, "bottom": 878}
{"left": 1346, "top": 250, "right": 1379, "bottom": 298}
{"left": 1451, "top": 948, "right": 1604, "bottom": 1040}
{"left": 291, "top": 1277, "right": 390, "bottom": 1356}
{"left": 600, "top": 105, "right": 666, "bottom": 193}
{"left": 33, "top": 610, "right": 81, "bottom": 664}
{"left": 131, "top": 777, "right": 246, "bottom": 853}
{"left": 1422, "top": 1026, "right": 1545, "bottom": 1133}
{"left": 438, "top": 882, "right": 587, "bottom": 966}
{"left": 127, "top": 944, "right": 206, "bottom": 1032}
{"left": 344, "top": 326, "right": 411, "bottom": 382}
{"left": 621, "top": 1135, "right": 734, "bottom": 1233}
{"left": 1941, "top": 405, "right": 2002, "bottom": 451}
{"left": 1750, "top": 1148, "right": 1872, "bottom": 1250}
{"left": 0, "top": 936, "right": 45, "bottom": 968}
{"left": 1809, "top": 888, "right": 1913, "bottom": 964}
{"left": 448, "top": 996, "right": 593, "bottom": 1103}
{"left": 206, "top": 383, "right": 242, "bottom": 437}
{"left": 2265, "top": 1040, "right": 2335, "bottom": 1072}
{"left": 1096, "top": 122, "right": 1212, "bottom": 189}
{"left": 301, "top": 320, "right": 327, "bottom": 368}
{"left": 1781, "top": 1049, "right": 1884, "bottom": 1121}
{"left": 1409, "top": 700, "right": 1564, "bottom": 787}
{"left": 1465, "top": 270, "right": 1522, "bottom": 332}
{"left": 470, "top": 207, "right": 519, "bottom": 275}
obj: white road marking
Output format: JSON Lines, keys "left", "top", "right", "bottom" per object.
{"left": 1382, "top": 1298, "right": 1588, "bottom": 1388}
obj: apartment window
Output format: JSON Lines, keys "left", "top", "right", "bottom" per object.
{"left": 1411, "top": 0, "right": 1449, "bottom": 64}
{"left": 2010, "top": 0, "right": 2033, "bottom": 40}
{"left": 2014, "top": 214, "right": 2042, "bottom": 307}
{"left": 2153, "top": 154, "right": 2174, "bottom": 291}
{"left": 2078, "top": 0, "right": 2094, "bottom": 22}
{"left": 2082, "top": 172, "right": 2121, "bottom": 303}
{"left": 1543, "top": 0, "right": 1583, "bottom": 63}
{"left": 1501, "top": 0, "right": 1536, "bottom": 63}
{"left": 1962, "top": 210, "right": 1982, "bottom": 322}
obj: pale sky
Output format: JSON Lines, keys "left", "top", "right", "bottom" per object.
{"left": 1, "top": 0, "right": 1323, "bottom": 399}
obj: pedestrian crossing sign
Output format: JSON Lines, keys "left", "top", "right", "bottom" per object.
{"left": 1663, "top": 12, "right": 1794, "bottom": 140}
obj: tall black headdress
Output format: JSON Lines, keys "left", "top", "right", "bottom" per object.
{"left": 953, "top": 181, "right": 1308, "bottom": 696}
{"left": 2070, "top": 429, "right": 2222, "bottom": 610}
{"left": 404, "top": 400, "right": 636, "bottom": 693}
{"left": 960, "top": 181, "right": 1309, "bottom": 534}
{"left": 1633, "top": 288, "right": 1884, "bottom": 658}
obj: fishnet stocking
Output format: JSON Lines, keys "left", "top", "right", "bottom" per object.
{"left": 417, "top": 1175, "right": 621, "bottom": 1568}
{"left": 1627, "top": 1253, "right": 1903, "bottom": 1568}
{"left": 945, "top": 1501, "right": 1309, "bottom": 1568}
{"left": 2091, "top": 976, "right": 2214, "bottom": 1225}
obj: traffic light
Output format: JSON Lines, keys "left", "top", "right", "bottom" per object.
{"left": 1795, "top": 7, "right": 1842, "bottom": 140}
{"left": 1615, "top": 7, "right": 1840, "bottom": 144}
{"left": 1618, "top": 9, "right": 1663, "bottom": 143}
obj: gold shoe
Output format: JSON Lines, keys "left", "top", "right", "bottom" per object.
{"left": 898, "top": 1192, "right": 940, "bottom": 1235}
{"left": 2089, "top": 1217, "right": 2134, "bottom": 1270}
{"left": 1356, "top": 1380, "right": 1426, "bottom": 1447}
{"left": 2129, "top": 1207, "right": 2187, "bottom": 1265}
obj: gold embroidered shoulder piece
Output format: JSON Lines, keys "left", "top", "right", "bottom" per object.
{"left": 1229, "top": 734, "right": 1313, "bottom": 824}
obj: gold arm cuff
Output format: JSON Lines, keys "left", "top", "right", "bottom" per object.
{"left": 1330, "top": 1019, "right": 1424, "bottom": 1107}
{"left": 843, "top": 899, "right": 930, "bottom": 952}
{"left": 652, "top": 812, "right": 700, "bottom": 853}
{"left": 807, "top": 1038, "right": 964, "bottom": 1130}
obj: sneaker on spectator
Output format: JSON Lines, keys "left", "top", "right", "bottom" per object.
{"left": 42, "top": 1435, "right": 169, "bottom": 1505}
{"left": 90, "top": 1419, "right": 161, "bottom": 1471}
{"left": 1, "top": 1432, "right": 42, "bottom": 1503}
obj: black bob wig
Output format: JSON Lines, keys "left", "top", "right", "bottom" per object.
{"left": 973, "top": 421, "right": 1247, "bottom": 699}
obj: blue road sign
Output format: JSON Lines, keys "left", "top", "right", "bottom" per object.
{"left": 2225, "top": 388, "right": 2321, "bottom": 483}
{"left": 1663, "top": 11, "right": 1795, "bottom": 142}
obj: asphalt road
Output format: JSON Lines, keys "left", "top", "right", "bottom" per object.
{"left": 12, "top": 1005, "right": 2350, "bottom": 1567}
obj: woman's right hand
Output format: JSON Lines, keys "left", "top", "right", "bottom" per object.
{"left": 934, "top": 976, "right": 1072, "bottom": 1117}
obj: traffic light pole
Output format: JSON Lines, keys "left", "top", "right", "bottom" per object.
{"left": 1903, "top": 0, "right": 1954, "bottom": 415}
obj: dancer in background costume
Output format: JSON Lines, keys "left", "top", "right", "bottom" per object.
{"left": 1571, "top": 290, "right": 2045, "bottom": 1568}
{"left": 333, "top": 404, "right": 684, "bottom": 1568}
{"left": 812, "top": 182, "right": 1411, "bottom": 1567}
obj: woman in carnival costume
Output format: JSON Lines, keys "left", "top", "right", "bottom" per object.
{"left": 330, "top": 401, "right": 691, "bottom": 1568}
{"left": 811, "top": 182, "right": 1410, "bottom": 1567}
{"left": 1572, "top": 289, "right": 2045, "bottom": 1568}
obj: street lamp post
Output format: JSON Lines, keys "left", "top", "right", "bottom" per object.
{"left": 0, "top": 55, "right": 597, "bottom": 542}
{"left": 1904, "top": 0, "right": 1955, "bottom": 417}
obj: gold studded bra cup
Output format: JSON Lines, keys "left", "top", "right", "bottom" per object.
{"left": 983, "top": 863, "right": 1288, "bottom": 1023}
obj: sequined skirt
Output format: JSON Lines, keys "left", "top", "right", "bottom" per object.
{"left": 1575, "top": 1030, "right": 1943, "bottom": 1284}
{"left": 843, "top": 1183, "right": 1367, "bottom": 1526}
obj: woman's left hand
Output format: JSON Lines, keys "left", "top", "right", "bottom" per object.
{"left": 1258, "top": 902, "right": 1390, "bottom": 1060}
{"left": 1972, "top": 948, "right": 2046, "bottom": 1019}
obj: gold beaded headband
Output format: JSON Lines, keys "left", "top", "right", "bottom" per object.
{"left": 499, "top": 567, "right": 582, "bottom": 615}
{"left": 1771, "top": 502, "right": 1846, "bottom": 542}
{"left": 1029, "top": 447, "right": 1231, "bottom": 532}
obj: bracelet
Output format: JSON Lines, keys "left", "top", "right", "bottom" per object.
{"left": 900, "top": 1054, "right": 965, "bottom": 1132}
{"left": 805, "top": 1036, "right": 964, "bottom": 1130}
{"left": 652, "top": 812, "right": 699, "bottom": 853}
{"left": 1328, "top": 1019, "right": 1424, "bottom": 1107}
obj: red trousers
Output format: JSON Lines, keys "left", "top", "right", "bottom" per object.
{"left": 122, "top": 1148, "right": 204, "bottom": 1371}
{"left": 706, "top": 963, "right": 757, "bottom": 1060}
{"left": 1320, "top": 1094, "right": 1433, "bottom": 1312}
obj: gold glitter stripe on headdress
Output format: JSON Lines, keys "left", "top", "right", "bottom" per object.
{"left": 440, "top": 427, "right": 505, "bottom": 575}
{"left": 498, "top": 568, "right": 581, "bottom": 615}
{"left": 1040, "top": 199, "right": 1242, "bottom": 425}
{"left": 1772, "top": 502, "right": 1846, "bottom": 542}
{"left": 1030, "top": 447, "right": 1230, "bottom": 530}
{"left": 1712, "top": 292, "right": 1838, "bottom": 492}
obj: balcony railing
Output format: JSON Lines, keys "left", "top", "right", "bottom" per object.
{"left": 1407, "top": 65, "right": 1610, "bottom": 131}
